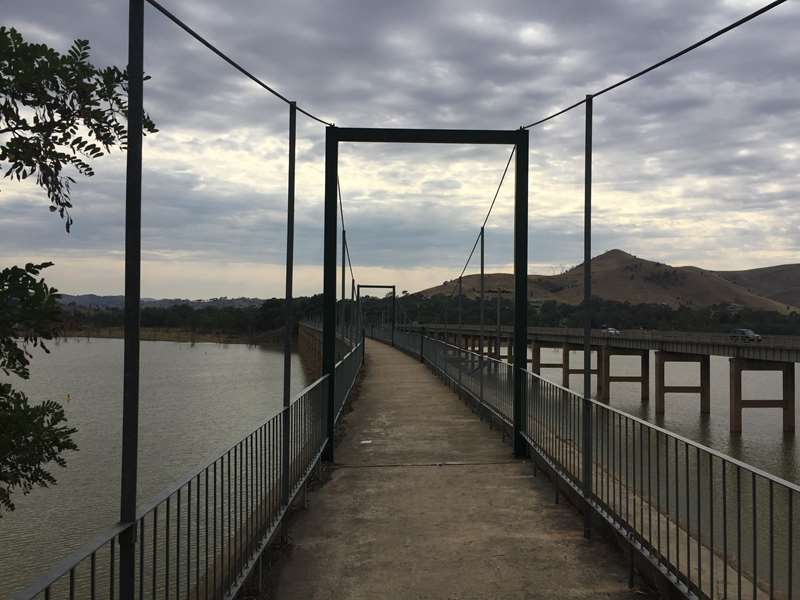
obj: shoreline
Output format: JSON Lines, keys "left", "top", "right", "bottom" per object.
{"left": 61, "top": 327, "right": 284, "bottom": 346}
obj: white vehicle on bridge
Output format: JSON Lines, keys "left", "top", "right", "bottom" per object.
{"left": 730, "top": 328, "right": 762, "bottom": 343}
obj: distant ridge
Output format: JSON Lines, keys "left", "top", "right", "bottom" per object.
{"left": 417, "top": 249, "right": 800, "bottom": 313}
{"left": 60, "top": 295, "right": 265, "bottom": 310}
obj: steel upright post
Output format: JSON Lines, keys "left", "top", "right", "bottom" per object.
{"left": 458, "top": 276, "right": 463, "bottom": 390}
{"left": 480, "top": 228, "right": 485, "bottom": 402}
{"left": 341, "top": 230, "right": 346, "bottom": 338}
{"left": 120, "top": 1, "right": 144, "bottom": 598}
{"left": 512, "top": 128, "right": 529, "bottom": 458}
{"left": 496, "top": 291, "right": 501, "bottom": 360}
{"left": 322, "top": 127, "right": 338, "bottom": 462}
{"left": 281, "top": 101, "right": 297, "bottom": 503}
{"left": 391, "top": 285, "right": 396, "bottom": 347}
{"left": 582, "top": 95, "right": 594, "bottom": 537}
{"left": 350, "top": 278, "right": 355, "bottom": 341}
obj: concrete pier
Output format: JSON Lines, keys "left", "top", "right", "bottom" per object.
{"left": 729, "top": 357, "right": 795, "bottom": 433}
{"left": 271, "top": 339, "right": 643, "bottom": 599}
{"left": 654, "top": 351, "right": 710, "bottom": 415}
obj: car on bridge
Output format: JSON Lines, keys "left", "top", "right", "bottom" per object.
{"left": 730, "top": 328, "right": 762, "bottom": 343}
{"left": 602, "top": 327, "right": 623, "bottom": 336}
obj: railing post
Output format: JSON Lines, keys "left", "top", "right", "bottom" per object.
{"left": 282, "top": 101, "right": 296, "bottom": 502}
{"left": 512, "top": 128, "right": 529, "bottom": 458}
{"left": 391, "top": 285, "right": 396, "bottom": 347}
{"left": 479, "top": 227, "right": 485, "bottom": 403}
{"left": 582, "top": 94, "right": 594, "bottom": 537}
{"left": 120, "top": 1, "right": 144, "bottom": 598}
{"left": 322, "top": 126, "right": 338, "bottom": 462}
{"left": 341, "top": 229, "right": 346, "bottom": 340}
{"left": 458, "top": 276, "right": 463, "bottom": 392}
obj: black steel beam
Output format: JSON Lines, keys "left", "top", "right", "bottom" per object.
{"left": 282, "top": 101, "right": 296, "bottom": 500}
{"left": 120, "top": 1, "right": 144, "bottom": 598}
{"left": 333, "top": 128, "right": 521, "bottom": 145}
{"left": 582, "top": 94, "right": 593, "bottom": 537}
{"left": 512, "top": 128, "right": 529, "bottom": 458}
{"left": 322, "top": 127, "right": 338, "bottom": 462}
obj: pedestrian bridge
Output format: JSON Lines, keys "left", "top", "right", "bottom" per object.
{"left": 271, "top": 338, "right": 638, "bottom": 598}
{"left": 15, "top": 325, "right": 798, "bottom": 600}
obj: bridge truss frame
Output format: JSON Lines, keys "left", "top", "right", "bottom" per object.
{"left": 322, "top": 127, "right": 530, "bottom": 461}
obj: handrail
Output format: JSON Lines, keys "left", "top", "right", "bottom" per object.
{"left": 420, "top": 332, "right": 800, "bottom": 494}
{"left": 376, "top": 327, "right": 799, "bottom": 598}
{"left": 13, "top": 334, "right": 363, "bottom": 600}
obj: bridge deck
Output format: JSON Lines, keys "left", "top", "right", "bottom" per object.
{"left": 270, "top": 339, "right": 644, "bottom": 599}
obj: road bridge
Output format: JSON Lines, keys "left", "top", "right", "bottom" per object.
{"left": 407, "top": 324, "right": 799, "bottom": 433}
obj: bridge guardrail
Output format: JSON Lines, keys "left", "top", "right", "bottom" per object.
{"left": 408, "top": 323, "right": 800, "bottom": 351}
{"left": 13, "top": 332, "right": 363, "bottom": 600}
{"left": 370, "top": 326, "right": 800, "bottom": 599}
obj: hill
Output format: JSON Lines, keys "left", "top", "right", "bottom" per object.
{"left": 60, "top": 294, "right": 266, "bottom": 310}
{"left": 714, "top": 264, "right": 800, "bottom": 309}
{"left": 417, "top": 250, "right": 800, "bottom": 313}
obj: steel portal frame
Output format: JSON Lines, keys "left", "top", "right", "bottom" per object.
{"left": 323, "top": 127, "right": 529, "bottom": 461}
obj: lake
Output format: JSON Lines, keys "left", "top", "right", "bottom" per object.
{"left": 0, "top": 338, "right": 309, "bottom": 599}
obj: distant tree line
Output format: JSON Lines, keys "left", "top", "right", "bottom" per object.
{"left": 63, "top": 294, "right": 800, "bottom": 337}
{"left": 388, "top": 295, "right": 800, "bottom": 336}
{"left": 63, "top": 295, "right": 325, "bottom": 335}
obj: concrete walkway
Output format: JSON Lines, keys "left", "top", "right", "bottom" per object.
{"left": 270, "top": 339, "right": 646, "bottom": 599}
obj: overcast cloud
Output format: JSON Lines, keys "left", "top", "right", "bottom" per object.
{"left": 2, "top": 0, "right": 798, "bottom": 298}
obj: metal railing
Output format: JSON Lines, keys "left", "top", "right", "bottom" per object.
{"left": 14, "top": 336, "right": 363, "bottom": 600}
{"left": 374, "top": 327, "right": 799, "bottom": 599}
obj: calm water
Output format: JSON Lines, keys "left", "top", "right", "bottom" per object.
{"left": 538, "top": 348, "right": 800, "bottom": 484}
{"left": 0, "top": 338, "right": 309, "bottom": 598}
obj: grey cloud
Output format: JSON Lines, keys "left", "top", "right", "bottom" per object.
{"left": 3, "top": 0, "right": 800, "bottom": 295}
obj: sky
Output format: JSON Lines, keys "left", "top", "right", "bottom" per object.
{"left": 2, "top": 0, "right": 798, "bottom": 299}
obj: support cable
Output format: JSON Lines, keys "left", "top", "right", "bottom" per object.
{"left": 337, "top": 176, "right": 358, "bottom": 282}
{"left": 522, "top": 0, "right": 786, "bottom": 129}
{"left": 145, "top": 0, "right": 333, "bottom": 126}
{"left": 457, "top": 146, "right": 515, "bottom": 279}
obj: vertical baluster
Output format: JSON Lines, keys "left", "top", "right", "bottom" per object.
{"left": 696, "top": 447, "right": 701, "bottom": 593}
{"left": 165, "top": 497, "right": 171, "bottom": 600}
{"left": 110, "top": 537, "right": 116, "bottom": 600}
{"left": 709, "top": 457, "right": 714, "bottom": 599}
{"left": 685, "top": 444, "right": 691, "bottom": 587}
{"left": 723, "top": 460, "right": 728, "bottom": 596}
{"left": 91, "top": 551, "right": 97, "bottom": 600}
{"left": 769, "top": 479, "right": 773, "bottom": 599}
{"left": 139, "top": 519, "right": 144, "bottom": 600}
{"left": 213, "top": 461, "right": 217, "bottom": 600}
{"left": 187, "top": 480, "right": 191, "bottom": 596}
{"left": 674, "top": 439, "right": 679, "bottom": 577}
{"left": 737, "top": 467, "right": 742, "bottom": 598}
{"left": 153, "top": 507, "right": 158, "bottom": 600}
{"left": 196, "top": 474, "right": 200, "bottom": 600}
{"left": 205, "top": 468, "right": 209, "bottom": 600}
{"left": 789, "top": 490, "right": 793, "bottom": 600}
{"left": 177, "top": 489, "right": 181, "bottom": 599}
{"left": 752, "top": 474, "right": 757, "bottom": 600}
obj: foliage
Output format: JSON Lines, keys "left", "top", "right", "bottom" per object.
{"left": 0, "top": 26, "right": 157, "bottom": 231}
{"left": 383, "top": 293, "right": 800, "bottom": 335}
{"left": 0, "top": 263, "right": 77, "bottom": 513}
